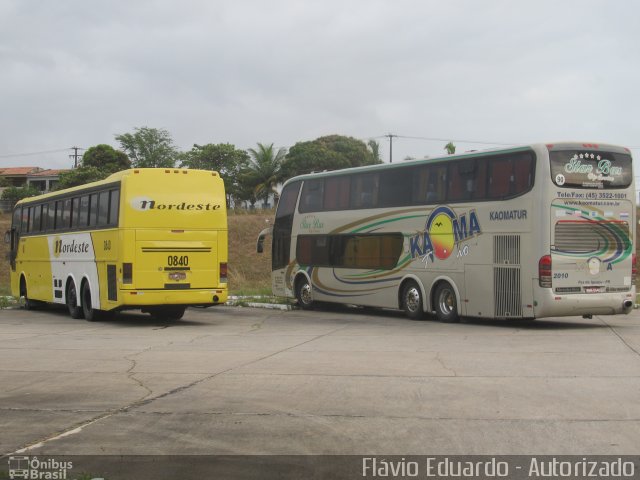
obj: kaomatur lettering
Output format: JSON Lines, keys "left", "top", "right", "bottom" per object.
{"left": 489, "top": 210, "right": 527, "bottom": 221}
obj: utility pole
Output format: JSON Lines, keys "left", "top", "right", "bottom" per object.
{"left": 384, "top": 134, "right": 397, "bottom": 163}
{"left": 69, "top": 146, "right": 83, "bottom": 168}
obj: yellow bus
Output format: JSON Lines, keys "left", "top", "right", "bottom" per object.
{"left": 5, "top": 168, "right": 228, "bottom": 321}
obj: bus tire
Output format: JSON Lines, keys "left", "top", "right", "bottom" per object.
{"left": 434, "top": 282, "right": 459, "bottom": 323}
{"left": 66, "top": 281, "right": 84, "bottom": 319}
{"left": 150, "top": 306, "right": 186, "bottom": 321}
{"left": 295, "top": 276, "right": 314, "bottom": 310}
{"left": 20, "top": 276, "right": 40, "bottom": 310}
{"left": 81, "top": 282, "right": 100, "bottom": 322}
{"left": 401, "top": 281, "right": 425, "bottom": 320}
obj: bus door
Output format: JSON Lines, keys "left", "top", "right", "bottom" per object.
{"left": 271, "top": 181, "right": 301, "bottom": 295}
{"left": 5, "top": 207, "right": 22, "bottom": 271}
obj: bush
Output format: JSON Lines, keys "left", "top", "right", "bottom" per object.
{"left": 1, "top": 185, "right": 40, "bottom": 201}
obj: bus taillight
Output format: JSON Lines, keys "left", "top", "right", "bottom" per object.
{"left": 633, "top": 254, "right": 637, "bottom": 277}
{"left": 220, "top": 262, "right": 228, "bottom": 283}
{"left": 539, "top": 255, "right": 552, "bottom": 288}
{"left": 123, "top": 263, "right": 133, "bottom": 284}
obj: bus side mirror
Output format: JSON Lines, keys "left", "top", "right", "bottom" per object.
{"left": 4, "top": 230, "right": 11, "bottom": 244}
{"left": 256, "top": 227, "right": 272, "bottom": 254}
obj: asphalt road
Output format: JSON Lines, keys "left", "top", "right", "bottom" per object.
{"left": 1, "top": 305, "right": 640, "bottom": 457}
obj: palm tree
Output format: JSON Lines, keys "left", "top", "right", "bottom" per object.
{"left": 445, "top": 142, "right": 456, "bottom": 155}
{"left": 246, "top": 143, "right": 286, "bottom": 208}
{"left": 368, "top": 139, "right": 381, "bottom": 163}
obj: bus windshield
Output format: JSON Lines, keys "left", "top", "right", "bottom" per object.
{"left": 550, "top": 149, "right": 632, "bottom": 189}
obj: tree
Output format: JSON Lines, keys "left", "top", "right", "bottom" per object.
{"left": 52, "top": 145, "right": 131, "bottom": 190}
{"left": 368, "top": 140, "right": 381, "bottom": 163}
{"left": 281, "top": 135, "right": 381, "bottom": 179}
{"left": 1, "top": 185, "right": 40, "bottom": 201}
{"left": 82, "top": 144, "right": 131, "bottom": 174}
{"left": 55, "top": 167, "right": 106, "bottom": 190}
{"left": 115, "top": 127, "right": 178, "bottom": 168}
{"left": 180, "top": 143, "right": 250, "bottom": 206}
{"left": 244, "top": 143, "right": 286, "bottom": 208}
{"left": 445, "top": 142, "right": 456, "bottom": 155}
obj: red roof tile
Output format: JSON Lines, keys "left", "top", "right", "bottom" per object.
{"left": 0, "top": 167, "right": 42, "bottom": 175}
{"left": 29, "top": 169, "right": 69, "bottom": 176}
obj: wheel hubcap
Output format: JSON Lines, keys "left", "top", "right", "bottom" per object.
{"left": 439, "top": 289, "right": 455, "bottom": 314}
{"left": 405, "top": 287, "right": 420, "bottom": 312}
{"left": 300, "top": 283, "right": 312, "bottom": 305}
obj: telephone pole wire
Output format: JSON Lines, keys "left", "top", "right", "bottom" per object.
{"left": 384, "top": 133, "right": 397, "bottom": 163}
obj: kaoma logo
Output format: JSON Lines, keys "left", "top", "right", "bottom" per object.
{"left": 409, "top": 206, "right": 481, "bottom": 263}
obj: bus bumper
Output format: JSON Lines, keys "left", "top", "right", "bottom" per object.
{"left": 533, "top": 287, "right": 636, "bottom": 319}
{"left": 117, "top": 288, "right": 228, "bottom": 307}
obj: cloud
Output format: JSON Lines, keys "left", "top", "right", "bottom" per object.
{"left": 0, "top": 0, "right": 639, "bottom": 169}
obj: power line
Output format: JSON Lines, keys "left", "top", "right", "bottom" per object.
{"left": 0, "top": 147, "right": 72, "bottom": 159}
{"left": 396, "top": 135, "right": 516, "bottom": 146}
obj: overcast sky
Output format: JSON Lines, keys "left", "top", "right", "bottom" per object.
{"left": 1, "top": 0, "right": 639, "bottom": 174}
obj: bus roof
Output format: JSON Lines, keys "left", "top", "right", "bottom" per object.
{"left": 281, "top": 141, "right": 631, "bottom": 186}
{"left": 14, "top": 168, "right": 221, "bottom": 206}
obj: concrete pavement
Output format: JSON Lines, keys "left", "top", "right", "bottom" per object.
{"left": 1, "top": 305, "right": 639, "bottom": 456}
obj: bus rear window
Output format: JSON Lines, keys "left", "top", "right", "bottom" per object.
{"left": 550, "top": 150, "right": 632, "bottom": 189}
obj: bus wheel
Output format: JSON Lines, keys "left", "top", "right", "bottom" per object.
{"left": 434, "top": 282, "right": 459, "bottom": 323}
{"left": 401, "top": 281, "right": 425, "bottom": 320}
{"left": 20, "top": 277, "right": 38, "bottom": 310}
{"left": 150, "top": 306, "right": 186, "bottom": 321}
{"left": 295, "top": 276, "right": 314, "bottom": 310}
{"left": 81, "top": 282, "right": 100, "bottom": 322}
{"left": 66, "top": 281, "right": 84, "bottom": 319}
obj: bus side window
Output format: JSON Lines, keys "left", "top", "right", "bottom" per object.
{"left": 488, "top": 156, "right": 512, "bottom": 198}
{"left": 61, "top": 198, "right": 72, "bottom": 229}
{"left": 379, "top": 169, "right": 412, "bottom": 207}
{"left": 427, "top": 165, "right": 447, "bottom": 203}
{"left": 78, "top": 195, "right": 90, "bottom": 228}
{"left": 29, "top": 206, "right": 41, "bottom": 233}
{"left": 27, "top": 206, "right": 38, "bottom": 233}
{"left": 98, "top": 191, "right": 109, "bottom": 225}
{"left": 447, "top": 161, "right": 466, "bottom": 202}
{"left": 70, "top": 197, "right": 80, "bottom": 228}
{"left": 40, "top": 204, "right": 47, "bottom": 232}
{"left": 89, "top": 194, "right": 98, "bottom": 226}
{"left": 513, "top": 152, "right": 534, "bottom": 193}
{"left": 350, "top": 173, "right": 379, "bottom": 209}
{"left": 324, "top": 176, "right": 350, "bottom": 210}
{"left": 46, "top": 202, "right": 56, "bottom": 231}
{"left": 108, "top": 189, "right": 120, "bottom": 226}
{"left": 472, "top": 158, "right": 488, "bottom": 199}
{"left": 21, "top": 206, "right": 29, "bottom": 233}
{"left": 299, "top": 180, "right": 324, "bottom": 213}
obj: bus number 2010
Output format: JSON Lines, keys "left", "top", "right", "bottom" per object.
{"left": 168, "top": 255, "right": 189, "bottom": 267}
